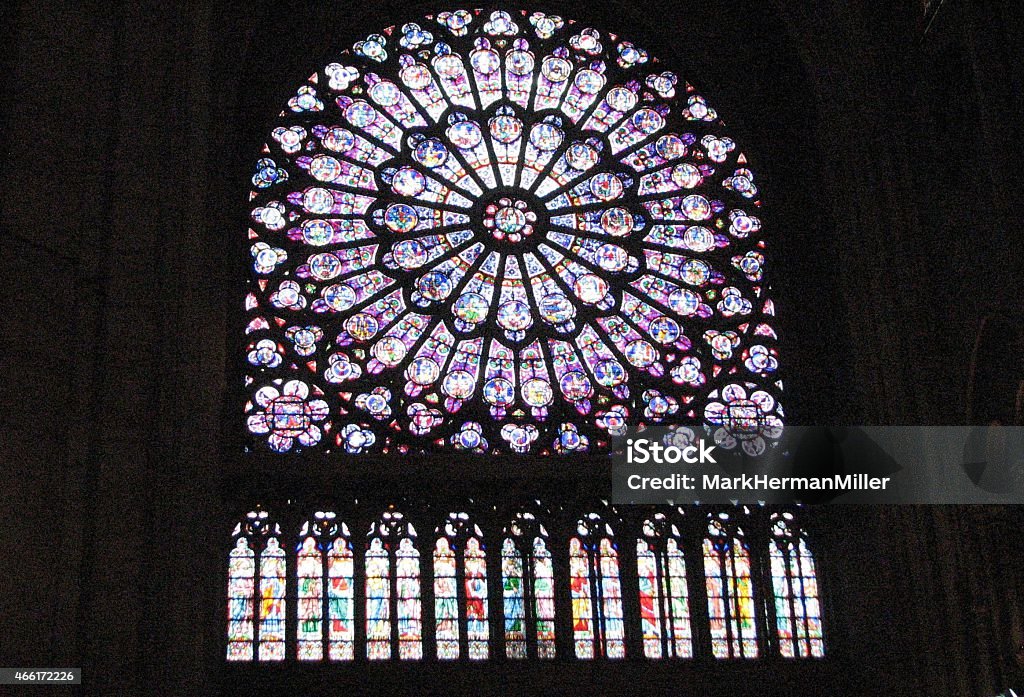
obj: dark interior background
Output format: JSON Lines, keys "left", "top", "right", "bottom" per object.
{"left": 1, "top": 0, "right": 1022, "bottom": 695}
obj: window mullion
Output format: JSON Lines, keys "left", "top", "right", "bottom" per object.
{"left": 456, "top": 540, "right": 468, "bottom": 661}
{"left": 523, "top": 542, "right": 539, "bottom": 660}
{"left": 591, "top": 545, "right": 604, "bottom": 658}
{"left": 658, "top": 546, "right": 673, "bottom": 659}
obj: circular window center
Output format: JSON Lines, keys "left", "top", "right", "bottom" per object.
{"left": 483, "top": 197, "right": 537, "bottom": 242}
{"left": 494, "top": 206, "right": 527, "bottom": 234}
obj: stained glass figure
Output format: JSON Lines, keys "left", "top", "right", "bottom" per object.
{"left": 465, "top": 537, "right": 490, "bottom": 659}
{"left": 434, "top": 512, "right": 490, "bottom": 659}
{"left": 259, "top": 537, "right": 287, "bottom": 661}
{"left": 502, "top": 508, "right": 556, "bottom": 659}
{"left": 296, "top": 535, "right": 324, "bottom": 660}
{"left": 397, "top": 538, "right": 423, "bottom": 659}
{"left": 501, "top": 538, "right": 526, "bottom": 658}
{"left": 569, "top": 537, "right": 595, "bottom": 658}
{"left": 365, "top": 538, "right": 391, "bottom": 659}
{"left": 532, "top": 537, "right": 557, "bottom": 658}
{"left": 570, "top": 511, "right": 625, "bottom": 659}
{"left": 296, "top": 512, "right": 355, "bottom": 660}
{"left": 703, "top": 511, "right": 758, "bottom": 658}
{"left": 638, "top": 511, "right": 693, "bottom": 659}
{"left": 227, "top": 509, "right": 283, "bottom": 661}
{"left": 243, "top": 8, "right": 782, "bottom": 456}
{"left": 227, "top": 523, "right": 258, "bottom": 660}
{"left": 770, "top": 512, "right": 825, "bottom": 658}
{"left": 366, "top": 509, "right": 422, "bottom": 659}
{"left": 434, "top": 537, "right": 460, "bottom": 659}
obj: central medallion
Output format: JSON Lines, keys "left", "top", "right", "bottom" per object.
{"left": 482, "top": 197, "right": 537, "bottom": 243}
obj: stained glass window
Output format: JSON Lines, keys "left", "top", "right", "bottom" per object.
{"left": 242, "top": 7, "right": 783, "bottom": 457}
{"left": 227, "top": 505, "right": 827, "bottom": 663}
{"left": 227, "top": 516, "right": 259, "bottom": 661}
{"left": 501, "top": 538, "right": 525, "bottom": 656}
{"left": 570, "top": 512, "right": 625, "bottom": 659}
{"left": 464, "top": 537, "right": 490, "bottom": 658}
{"left": 296, "top": 530, "right": 324, "bottom": 660}
{"left": 703, "top": 512, "right": 758, "bottom": 659}
{"left": 366, "top": 509, "right": 422, "bottom": 659}
{"left": 770, "top": 512, "right": 825, "bottom": 658}
{"left": 227, "top": 510, "right": 285, "bottom": 661}
{"left": 397, "top": 537, "right": 423, "bottom": 659}
{"left": 434, "top": 536, "right": 459, "bottom": 658}
{"left": 637, "top": 511, "right": 693, "bottom": 659}
{"left": 569, "top": 537, "right": 594, "bottom": 657}
{"left": 531, "top": 537, "right": 557, "bottom": 658}
{"left": 259, "top": 540, "right": 287, "bottom": 661}
{"left": 502, "top": 509, "right": 556, "bottom": 659}
{"left": 226, "top": 538, "right": 256, "bottom": 661}
{"left": 365, "top": 538, "right": 391, "bottom": 659}
{"left": 433, "top": 512, "right": 489, "bottom": 659}
{"left": 296, "top": 512, "right": 355, "bottom": 660}
{"left": 328, "top": 536, "right": 356, "bottom": 658}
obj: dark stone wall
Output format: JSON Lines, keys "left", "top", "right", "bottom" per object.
{"left": 1, "top": 1, "right": 1021, "bottom": 695}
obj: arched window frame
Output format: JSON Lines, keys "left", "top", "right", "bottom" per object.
{"left": 433, "top": 511, "right": 491, "bottom": 660}
{"left": 501, "top": 506, "right": 557, "bottom": 659}
{"left": 570, "top": 510, "right": 626, "bottom": 659}
{"left": 637, "top": 508, "right": 694, "bottom": 659}
{"left": 702, "top": 509, "right": 759, "bottom": 659}
{"left": 768, "top": 511, "right": 825, "bottom": 658}
{"left": 295, "top": 510, "right": 355, "bottom": 661}
{"left": 365, "top": 508, "right": 423, "bottom": 660}
{"left": 226, "top": 508, "right": 286, "bottom": 662}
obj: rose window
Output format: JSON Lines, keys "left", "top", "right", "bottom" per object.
{"left": 243, "top": 8, "right": 783, "bottom": 456}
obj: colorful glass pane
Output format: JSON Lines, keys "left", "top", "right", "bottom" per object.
{"left": 502, "top": 538, "right": 527, "bottom": 658}
{"left": 434, "top": 538, "right": 460, "bottom": 659}
{"left": 533, "top": 537, "right": 557, "bottom": 659}
{"left": 292, "top": 513, "right": 354, "bottom": 662}
{"left": 243, "top": 8, "right": 782, "bottom": 457}
{"left": 258, "top": 538, "right": 286, "bottom": 661}
{"left": 503, "top": 508, "right": 556, "bottom": 660}
{"left": 224, "top": 505, "right": 821, "bottom": 663}
{"left": 226, "top": 537, "right": 255, "bottom": 661}
{"left": 434, "top": 513, "right": 490, "bottom": 660}
{"left": 226, "top": 510, "right": 281, "bottom": 662}
{"left": 599, "top": 538, "right": 625, "bottom": 658}
{"left": 569, "top": 537, "right": 595, "bottom": 659}
{"left": 638, "top": 514, "right": 693, "bottom": 659}
{"left": 327, "top": 537, "right": 355, "bottom": 660}
{"left": 666, "top": 538, "right": 693, "bottom": 657}
{"left": 365, "top": 537, "right": 391, "bottom": 659}
{"left": 637, "top": 539, "right": 663, "bottom": 658}
{"left": 465, "top": 538, "right": 489, "bottom": 659}
{"left": 571, "top": 511, "right": 626, "bottom": 659}
{"left": 396, "top": 538, "right": 423, "bottom": 659}
{"left": 771, "top": 515, "right": 825, "bottom": 658}
{"left": 296, "top": 536, "right": 324, "bottom": 660}
{"left": 703, "top": 517, "right": 757, "bottom": 659}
